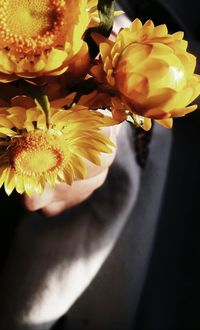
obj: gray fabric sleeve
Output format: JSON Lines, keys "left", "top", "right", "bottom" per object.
{"left": 0, "top": 123, "right": 141, "bottom": 330}
{"left": 66, "top": 123, "right": 172, "bottom": 330}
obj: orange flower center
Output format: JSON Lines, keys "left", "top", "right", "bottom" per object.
{"left": 0, "top": 0, "right": 66, "bottom": 53}
{"left": 9, "top": 131, "right": 65, "bottom": 177}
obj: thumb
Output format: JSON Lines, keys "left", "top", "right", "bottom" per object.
{"left": 23, "top": 188, "right": 54, "bottom": 211}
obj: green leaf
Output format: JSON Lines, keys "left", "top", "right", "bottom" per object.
{"left": 85, "top": 0, "right": 115, "bottom": 58}
{"left": 98, "top": 0, "right": 115, "bottom": 34}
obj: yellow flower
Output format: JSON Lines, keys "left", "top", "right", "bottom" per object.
{"left": 92, "top": 19, "right": 200, "bottom": 129}
{"left": 0, "top": 105, "right": 115, "bottom": 196}
{"left": 0, "top": 0, "right": 90, "bottom": 81}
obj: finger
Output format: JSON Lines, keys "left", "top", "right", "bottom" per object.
{"left": 23, "top": 187, "right": 55, "bottom": 211}
{"left": 40, "top": 168, "right": 109, "bottom": 216}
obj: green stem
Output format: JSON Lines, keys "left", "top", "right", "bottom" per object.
{"left": 17, "top": 79, "right": 51, "bottom": 128}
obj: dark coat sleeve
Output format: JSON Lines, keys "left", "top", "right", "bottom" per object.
{"left": 116, "top": 1, "right": 200, "bottom": 330}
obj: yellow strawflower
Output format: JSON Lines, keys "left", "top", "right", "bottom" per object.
{"left": 0, "top": 0, "right": 90, "bottom": 81}
{"left": 91, "top": 19, "right": 200, "bottom": 129}
{"left": 0, "top": 105, "right": 115, "bottom": 196}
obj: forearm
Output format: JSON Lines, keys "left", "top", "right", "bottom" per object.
{"left": 0, "top": 123, "right": 141, "bottom": 330}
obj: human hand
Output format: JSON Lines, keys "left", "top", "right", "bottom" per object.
{"left": 23, "top": 125, "right": 120, "bottom": 216}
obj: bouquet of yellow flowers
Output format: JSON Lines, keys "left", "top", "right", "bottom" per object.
{"left": 0, "top": 0, "right": 199, "bottom": 196}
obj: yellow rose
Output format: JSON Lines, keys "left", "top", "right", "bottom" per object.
{"left": 0, "top": 0, "right": 90, "bottom": 81}
{"left": 92, "top": 19, "right": 200, "bottom": 128}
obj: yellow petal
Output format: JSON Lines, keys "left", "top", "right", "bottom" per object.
{"left": 152, "top": 24, "right": 168, "bottom": 38}
{"left": 75, "top": 147, "right": 101, "bottom": 166}
{"left": 145, "top": 108, "right": 169, "bottom": 119}
{"left": 142, "top": 118, "right": 152, "bottom": 131}
{"left": 170, "top": 105, "right": 197, "bottom": 117}
{"left": 0, "top": 51, "right": 15, "bottom": 73}
{"left": 0, "top": 116, "right": 13, "bottom": 128}
{"left": 156, "top": 118, "right": 173, "bottom": 128}
{"left": 23, "top": 177, "right": 36, "bottom": 197}
{"left": 163, "top": 87, "right": 194, "bottom": 110}
{"left": 143, "top": 88, "right": 176, "bottom": 110}
{"left": 4, "top": 168, "right": 16, "bottom": 196}
{"left": 119, "top": 42, "right": 152, "bottom": 67}
{"left": 177, "top": 53, "right": 196, "bottom": 78}
{"left": 7, "top": 106, "right": 26, "bottom": 116}
{"left": 15, "top": 175, "right": 25, "bottom": 194}
{"left": 69, "top": 156, "right": 87, "bottom": 179}
{"left": 0, "top": 127, "right": 16, "bottom": 136}
{"left": 187, "top": 75, "right": 200, "bottom": 103}
{"left": 62, "top": 168, "right": 73, "bottom": 186}
{"left": 173, "top": 31, "right": 184, "bottom": 40}
{"left": 150, "top": 42, "right": 173, "bottom": 56}
{"left": 100, "top": 44, "right": 113, "bottom": 64}
{"left": 92, "top": 33, "right": 113, "bottom": 48}
{"left": 43, "top": 49, "right": 68, "bottom": 73}
{"left": 140, "top": 20, "right": 155, "bottom": 38}
{"left": 0, "top": 167, "right": 8, "bottom": 188}
{"left": 117, "top": 72, "right": 149, "bottom": 97}
{"left": 130, "top": 19, "right": 143, "bottom": 33}
{"left": 90, "top": 64, "right": 105, "bottom": 83}
{"left": 7, "top": 107, "right": 26, "bottom": 129}
{"left": 11, "top": 96, "right": 35, "bottom": 109}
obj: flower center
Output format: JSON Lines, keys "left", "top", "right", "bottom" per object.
{"left": 9, "top": 131, "right": 65, "bottom": 177}
{"left": 0, "top": 0, "right": 66, "bottom": 52}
